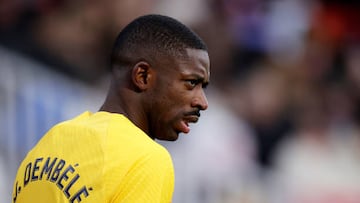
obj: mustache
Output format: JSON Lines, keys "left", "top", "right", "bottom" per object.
{"left": 184, "top": 110, "right": 201, "bottom": 117}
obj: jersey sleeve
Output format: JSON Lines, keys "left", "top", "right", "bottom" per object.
{"left": 112, "top": 148, "right": 174, "bottom": 203}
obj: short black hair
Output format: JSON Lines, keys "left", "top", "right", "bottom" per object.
{"left": 111, "top": 14, "right": 207, "bottom": 68}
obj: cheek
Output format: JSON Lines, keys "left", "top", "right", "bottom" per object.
{"left": 158, "top": 93, "right": 184, "bottom": 114}
{"left": 156, "top": 82, "right": 185, "bottom": 104}
{"left": 150, "top": 77, "right": 194, "bottom": 115}
{"left": 152, "top": 87, "right": 187, "bottom": 116}
{"left": 165, "top": 88, "right": 189, "bottom": 108}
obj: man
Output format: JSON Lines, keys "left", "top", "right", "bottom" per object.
{"left": 12, "top": 14, "right": 210, "bottom": 203}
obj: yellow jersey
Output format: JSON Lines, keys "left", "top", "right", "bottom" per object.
{"left": 12, "top": 111, "right": 174, "bottom": 203}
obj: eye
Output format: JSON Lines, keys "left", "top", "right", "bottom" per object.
{"left": 189, "top": 80, "right": 198, "bottom": 86}
{"left": 185, "top": 79, "right": 199, "bottom": 89}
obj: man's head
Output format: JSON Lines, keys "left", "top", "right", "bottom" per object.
{"left": 107, "top": 14, "right": 210, "bottom": 141}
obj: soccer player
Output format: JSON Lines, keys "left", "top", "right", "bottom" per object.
{"left": 12, "top": 14, "right": 210, "bottom": 203}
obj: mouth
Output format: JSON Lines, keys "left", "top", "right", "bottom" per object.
{"left": 184, "top": 115, "right": 199, "bottom": 124}
{"left": 176, "top": 113, "right": 200, "bottom": 134}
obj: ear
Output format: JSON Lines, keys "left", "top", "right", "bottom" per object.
{"left": 131, "top": 61, "right": 154, "bottom": 91}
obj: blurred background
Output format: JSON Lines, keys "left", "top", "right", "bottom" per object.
{"left": 1, "top": 0, "right": 360, "bottom": 202}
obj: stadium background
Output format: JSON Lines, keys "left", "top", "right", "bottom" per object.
{"left": 1, "top": 0, "right": 360, "bottom": 202}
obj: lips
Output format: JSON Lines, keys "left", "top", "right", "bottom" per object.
{"left": 179, "top": 120, "right": 190, "bottom": 134}
{"left": 176, "top": 115, "right": 199, "bottom": 134}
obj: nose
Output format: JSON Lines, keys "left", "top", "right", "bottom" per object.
{"left": 191, "top": 89, "right": 208, "bottom": 111}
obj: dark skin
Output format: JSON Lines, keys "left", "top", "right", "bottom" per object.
{"left": 100, "top": 48, "right": 210, "bottom": 141}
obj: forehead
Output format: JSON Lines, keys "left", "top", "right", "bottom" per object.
{"left": 176, "top": 48, "right": 210, "bottom": 79}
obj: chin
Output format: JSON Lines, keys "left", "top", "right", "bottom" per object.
{"left": 167, "top": 135, "right": 179, "bottom": 141}
{"left": 157, "top": 132, "right": 179, "bottom": 141}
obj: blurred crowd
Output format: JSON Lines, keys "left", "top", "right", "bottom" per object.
{"left": 1, "top": 0, "right": 360, "bottom": 202}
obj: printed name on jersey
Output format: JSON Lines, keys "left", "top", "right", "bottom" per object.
{"left": 13, "top": 156, "right": 92, "bottom": 203}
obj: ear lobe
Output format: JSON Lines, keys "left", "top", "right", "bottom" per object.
{"left": 132, "top": 61, "right": 153, "bottom": 91}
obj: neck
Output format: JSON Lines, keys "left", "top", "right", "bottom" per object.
{"left": 99, "top": 81, "right": 149, "bottom": 135}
